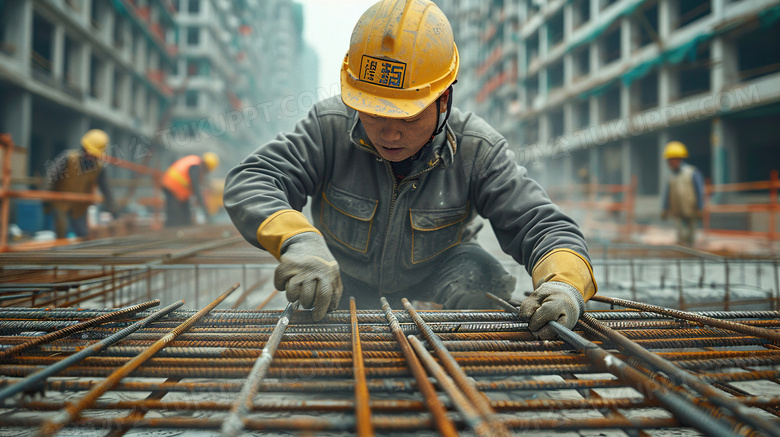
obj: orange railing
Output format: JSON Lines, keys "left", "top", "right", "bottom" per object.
{"left": 547, "top": 175, "right": 638, "bottom": 241}
{"left": 703, "top": 170, "right": 780, "bottom": 241}
{"left": 0, "top": 134, "right": 164, "bottom": 252}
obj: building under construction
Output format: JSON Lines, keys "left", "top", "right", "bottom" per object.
{"left": 1, "top": 0, "right": 780, "bottom": 436}
{"left": 439, "top": 0, "right": 780, "bottom": 235}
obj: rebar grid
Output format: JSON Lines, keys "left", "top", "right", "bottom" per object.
{"left": 0, "top": 294, "right": 779, "bottom": 436}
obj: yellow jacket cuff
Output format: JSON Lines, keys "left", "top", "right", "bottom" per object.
{"left": 531, "top": 248, "right": 598, "bottom": 301}
{"left": 256, "top": 209, "right": 321, "bottom": 260}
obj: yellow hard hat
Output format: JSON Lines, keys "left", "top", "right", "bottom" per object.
{"left": 202, "top": 152, "right": 219, "bottom": 171}
{"left": 340, "top": 0, "right": 459, "bottom": 119}
{"left": 81, "top": 129, "right": 109, "bottom": 157}
{"left": 663, "top": 141, "right": 688, "bottom": 160}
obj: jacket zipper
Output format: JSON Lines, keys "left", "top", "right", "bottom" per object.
{"left": 377, "top": 157, "right": 441, "bottom": 289}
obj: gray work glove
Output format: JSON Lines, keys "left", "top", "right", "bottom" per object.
{"left": 518, "top": 281, "right": 585, "bottom": 340}
{"left": 274, "top": 232, "right": 343, "bottom": 321}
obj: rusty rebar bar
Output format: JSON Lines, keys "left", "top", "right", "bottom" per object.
{"left": 0, "top": 299, "right": 160, "bottom": 362}
{"left": 221, "top": 300, "right": 297, "bottom": 437}
{"left": 488, "top": 292, "right": 744, "bottom": 437}
{"left": 402, "top": 298, "right": 511, "bottom": 436}
{"left": 0, "top": 300, "right": 183, "bottom": 403}
{"left": 580, "top": 313, "right": 780, "bottom": 436}
{"left": 406, "top": 334, "right": 492, "bottom": 436}
{"left": 591, "top": 295, "right": 780, "bottom": 343}
{"left": 380, "top": 296, "right": 457, "bottom": 437}
{"left": 349, "top": 297, "right": 375, "bottom": 437}
{"left": 36, "top": 283, "right": 239, "bottom": 436}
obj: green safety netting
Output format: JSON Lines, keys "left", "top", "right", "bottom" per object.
{"left": 576, "top": 3, "right": 780, "bottom": 99}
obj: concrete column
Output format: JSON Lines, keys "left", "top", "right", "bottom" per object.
{"left": 104, "top": 4, "right": 116, "bottom": 47}
{"left": 563, "top": 2, "right": 574, "bottom": 43}
{"left": 539, "top": 113, "right": 550, "bottom": 147}
{"left": 710, "top": 117, "right": 738, "bottom": 189}
{"left": 620, "top": 84, "right": 631, "bottom": 118}
{"left": 621, "top": 17, "right": 631, "bottom": 61}
{"left": 52, "top": 24, "right": 65, "bottom": 81}
{"left": 658, "top": 0, "right": 673, "bottom": 40}
{"left": 658, "top": 65, "right": 677, "bottom": 107}
{"left": 591, "top": 0, "right": 600, "bottom": 21}
{"left": 18, "top": 0, "right": 33, "bottom": 76}
{"left": 539, "top": 22, "right": 549, "bottom": 59}
{"left": 589, "top": 143, "right": 599, "bottom": 183}
{"left": 589, "top": 41, "right": 599, "bottom": 75}
{"left": 78, "top": 44, "right": 91, "bottom": 95}
{"left": 711, "top": 36, "right": 738, "bottom": 93}
{"left": 621, "top": 140, "right": 632, "bottom": 186}
{"left": 564, "top": 102, "right": 574, "bottom": 135}
{"left": 564, "top": 53, "right": 574, "bottom": 86}
{"left": 712, "top": 0, "right": 727, "bottom": 20}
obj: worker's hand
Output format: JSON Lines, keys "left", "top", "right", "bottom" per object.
{"left": 274, "top": 232, "right": 342, "bottom": 321}
{"left": 518, "top": 281, "right": 584, "bottom": 340}
{"left": 661, "top": 210, "right": 669, "bottom": 220}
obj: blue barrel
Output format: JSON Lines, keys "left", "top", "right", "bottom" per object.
{"left": 14, "top": 199, "right": 45, "bottom": 233}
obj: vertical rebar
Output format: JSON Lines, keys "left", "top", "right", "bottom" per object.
{"left": 725, "top": 258, "right": 731, "bottom": 311}
{"left": 221, "top": 300, "right": 297, "bottom": 437}
{"left": 402, "top": 298, "right": 510, "bottom": 436}
{"left": 380, "top": 297, "right": 457, "bottom": 437}
{"left": 630, "top": 259, "right": 637, "bottom": 301}
{"left": 407, "top": 335, "right": 492, "bottom": 436}
{"left": 774, "top": 260, "right": 779, "bottom": 312}
{"left": 37, "top": 283, "right": 240, "bottom": 436}
{"left": 350, "top": 297, "right": 375, "bottom": 437}
{"left": 699, "top": 257, "right": 705, "bottom": 288}
{"left": 677, "top": 259, "right": 685, "bottom": 310}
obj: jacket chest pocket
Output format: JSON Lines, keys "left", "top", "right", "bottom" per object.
{"left": 410, "top": 204, "right": 468, "bottom": 264}
{"left": 321, "top": 184, "right": 378, "bottom": 253}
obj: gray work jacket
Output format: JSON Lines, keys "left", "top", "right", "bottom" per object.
{"left": 224, "top": 96, "right": 590, "bottom": 294}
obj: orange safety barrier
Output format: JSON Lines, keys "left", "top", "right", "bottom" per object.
{"left": 702, "top": 170, "right": 780, "bottom": 241}
{"left": 0, "top": 134, "right": 165, "bottom": 252}
{"left": 546, "top": 175, "right": 637, "bottom": 241}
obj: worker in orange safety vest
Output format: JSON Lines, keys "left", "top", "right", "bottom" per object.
{"left": 161, "top": 152, "right": 219, "bottom": 227}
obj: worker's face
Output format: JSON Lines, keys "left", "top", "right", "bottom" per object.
{"left": 667, "top": 158, "right": 682, "bottom": 171}
{"left": 358, "top": 92, "right": 449, "bottom": 162}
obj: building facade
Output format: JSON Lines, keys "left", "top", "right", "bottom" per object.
{"left": 0, "top": 0, "right": 315, "bottom": 222}
{"left": 438, "top": 0, "right": 780, "bottom": 220}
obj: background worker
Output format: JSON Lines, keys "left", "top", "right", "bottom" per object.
{"left": 661, "top": 141, "right": 705, "bottom": 246}
{"left": 223, "top": 0, "right": 597, "bottom": 339}
{"left": 47, "top": 129, "right": 117, "bottom": 239}
{"left": 161, "top": 152, "right": 219, "bottom": 227}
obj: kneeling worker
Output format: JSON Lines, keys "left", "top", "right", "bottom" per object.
{"left": 223, "top": 0, "right": 597, "bottom": 339}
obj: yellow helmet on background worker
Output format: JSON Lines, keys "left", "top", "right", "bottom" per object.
{"left": 663, "top": 141, "right": 688, "bottom": 160}
{"left": 81, "top": 129, "right": 109, "bottom": 157}
{"left": 202, "top": 152, "right": 219, "bottom": 171}
{"left": 340, "top": 0, "right": 459, "bottom": 119}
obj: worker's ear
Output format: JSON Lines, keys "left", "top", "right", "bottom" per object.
{"left": 438, "top": 89, "right": 451, "bottom": 113}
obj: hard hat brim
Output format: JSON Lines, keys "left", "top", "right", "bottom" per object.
{"left": 340, "top": 49, "right": 459, "bottom": 119}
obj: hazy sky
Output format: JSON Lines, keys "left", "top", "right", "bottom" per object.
{"left": 298, "top": 0, "right": 378, "bottom": 93}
